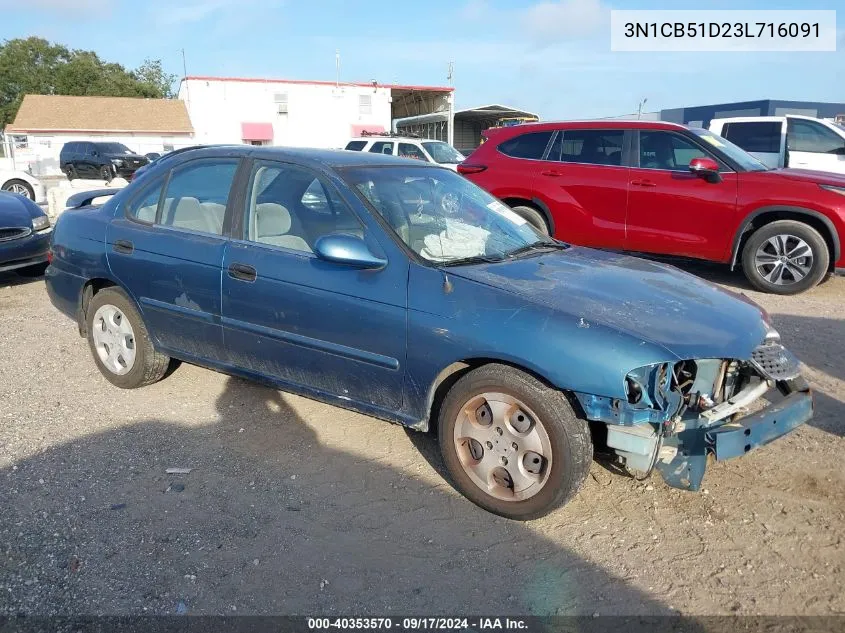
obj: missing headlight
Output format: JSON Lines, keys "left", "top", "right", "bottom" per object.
{"left": 625, "top": 376, "right": 643, "bottom": 404}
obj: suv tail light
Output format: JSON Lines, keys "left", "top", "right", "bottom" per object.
{"left": 458, "top": 164, "right": 487, "bottom": 175}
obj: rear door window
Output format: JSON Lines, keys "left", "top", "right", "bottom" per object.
{"left": 159, "top": 160, "right": 239, "bottom": 235}
{"left": 345, "top": 140, "right": 367, "bottom": 151}
{"left": 497, "top": 131, "right": 553, "bottom": 159}
{"left": 549, "top": 129, "right": 624, "bottom": 166}
{"left": 721, "top": 122, "right": 781, "bottom": 153}
{"left": 369, "top": 141, "right": 394, "bottom": 155}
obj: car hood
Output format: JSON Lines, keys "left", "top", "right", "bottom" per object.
{"left": 447, "top": 247, "right": 768, "bottom": 361}
{"left": 0, "top": 192, "right": 36, "bottom": 227}
{"left": 754, "top": 167, "right": 845, "bottom": 187}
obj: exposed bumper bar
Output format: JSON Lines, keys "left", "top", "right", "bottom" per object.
{"left": 706, "top": 390, "right": 814, "bottom": 461}
{"left": 656, "top": 384, "right": 813, "bottom": 491}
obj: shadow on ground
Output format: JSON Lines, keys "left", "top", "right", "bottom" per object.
{"left": 0, "top": 269, "right": 46, "bottom": 288}
{"left": 0, "top": 376, "right": 707, "bottom": 619}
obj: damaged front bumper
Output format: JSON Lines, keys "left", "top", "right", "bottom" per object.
{"left": 655, "top": 379, "right": 813, "bottom": 491}
{"left": 576, "top": 340, "right": 814, "bottom": 492}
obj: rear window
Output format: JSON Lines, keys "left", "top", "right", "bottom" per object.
{"left": 721, "top": 122, "right": 781, "bottom": 153}
{"left": 497, "top": 131, "right": 553, "bottom": 160}
{"left": 345, "top": 141, "right": 367, "bottom": 151}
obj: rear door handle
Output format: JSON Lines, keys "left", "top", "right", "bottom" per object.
{"left": 541, "top": 170, "right": 563, "bottom": 178}
{"left": 630, "top": 179, "right": 657, "bottom": 188}
{"left": 228, "top": 262, "right": 257, "bottom": 282}
{"left": 113, "top": 239, "right": 134, "bottom": 254}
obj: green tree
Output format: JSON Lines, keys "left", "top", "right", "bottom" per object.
{"left": 0, "top": 37, "right": 176, "bottom": 127}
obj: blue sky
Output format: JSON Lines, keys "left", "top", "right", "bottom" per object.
{"left": 0, "top": 0, "right": 842, "bottom": 118}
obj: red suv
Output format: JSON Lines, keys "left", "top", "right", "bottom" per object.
{"left": 459, "top": 121, "right": 845, "bottom": 294}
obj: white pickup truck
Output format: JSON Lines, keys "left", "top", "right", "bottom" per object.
{"left": 709, "top": 115, "right": 845, "bottom": 174}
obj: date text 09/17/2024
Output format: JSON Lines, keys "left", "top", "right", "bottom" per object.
{"left": 307, "top": 617, "right": 528, "bottom": 630}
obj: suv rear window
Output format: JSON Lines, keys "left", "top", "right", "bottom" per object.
{"left": 721, "top": 122, "right": 781, "bottom": 153}
{"left": 345, "top": 141, "right": 367, "bottom": 151}
{"left": 497, "top": 131, "right": 553, "bottom": 159}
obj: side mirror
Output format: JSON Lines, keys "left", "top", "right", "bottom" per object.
{"left": 688, "top": 157, "right": 722, "bottom": 183}
{"left": 313, "top": 234, "right": 387, "bottom": 270}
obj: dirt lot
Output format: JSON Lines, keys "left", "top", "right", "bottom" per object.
{"left": 1, "top": 265, "right": 843, "bottom": 617}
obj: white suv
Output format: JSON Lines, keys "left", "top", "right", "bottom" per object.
{"left": 344, "top": 136, "right": 466, "bottom": 171}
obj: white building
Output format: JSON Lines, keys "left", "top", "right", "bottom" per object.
{"left": 3, "top": 95, "right": 195, "bottom": 176}
{"left": 178, "top": 76, "right": 455, "bottom": 148}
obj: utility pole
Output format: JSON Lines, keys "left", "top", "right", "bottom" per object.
{"left": 335, "top": 49, "right": 340, "bottom": 88}
{"left": 181, "top": 49, "right": 190, "bottom": 104}
{"left": 637, "top": 97, "right": 648, "bottom": 120}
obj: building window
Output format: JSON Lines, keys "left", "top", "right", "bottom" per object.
{"left": 275, "top": 93, "right": 288, "bottom": 115}
{"left": 359, "top": 94, "right": 372, "bottom": 115}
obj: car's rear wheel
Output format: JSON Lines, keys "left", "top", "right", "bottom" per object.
{"left": 99, "top": 165, "right": 113, "bottom": 182}
{"left": 86, "top": 287, "right": 171, "bottom": 388}
{"left": 510, "top": 204, "right": 550, "bottom": 236}
{"left": 437, "top": 364, "right": 592, "bottom": 520}
{"left": 2, "top": 179, "right": 35, "bottom": 200}
{"left": 64, "top": 165, "right": 77, "bottom": 181}
{"left": 741, "top": 220, "right": 829, "bottom": 295}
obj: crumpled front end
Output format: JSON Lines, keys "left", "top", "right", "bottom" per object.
{"left": 574, "top": 330, "right": 814, "bottom": 491}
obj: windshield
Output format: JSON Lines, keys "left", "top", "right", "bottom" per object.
{"left": 421, "top": 142, "right": 465, "bottom": 164}
{"left": 99, "top": 143, "right": 134, "bottom": 155}
{"left": 689, "top": 129, "right": 769, "bottom": 172}
{"left": 343, "top": 166, "right": 547, "bottom": 264}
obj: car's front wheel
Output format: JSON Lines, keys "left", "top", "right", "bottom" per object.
{"left": 742, "top": 220, "right": 829, "bottom": 295}
{"left": 438, "top": 364, "right": 592, "bottom": 520}
{"left": 86, "top": 287, "right": 171, "bottom": 388}
{"left": 2, "top": 179, "right": 35, "bottom": 200}
{"left": 99, "top": 165, "right": 114, "bottom": 182}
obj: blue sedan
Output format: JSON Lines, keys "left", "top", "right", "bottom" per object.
{"left": 45, "top": 146, "right": 813, "bottom": 519}
{"left": 0, "top": 191, "right": 51, "bottom": 275}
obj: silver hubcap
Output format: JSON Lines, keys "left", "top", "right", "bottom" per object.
{"left": 6, "top": 183, "right": 31, "bottom": 199}
{"left": 754, "top": 234, "right": 814, "bottom": 286}
{"left": 453, "top": 392, "right": 553, "bottom": 501}
{"left": 92, "top": 305, "right": 136, "bottom": 375}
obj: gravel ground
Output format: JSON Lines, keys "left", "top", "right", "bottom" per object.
{"left": 0, "top": 265, "right": 843, "bottom": 616}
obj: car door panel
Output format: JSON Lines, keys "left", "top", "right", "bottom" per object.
{"left": 106, "top": 159, "right": 240, "bottom": 362}
{"left": 625, "top": 130, "right": 738, "bottom": 262}
{"left": 221, "top": 160, "right": 408, "bottom": 410}
{"left": 533, "top": 129, "right": 628, "bottom": 248}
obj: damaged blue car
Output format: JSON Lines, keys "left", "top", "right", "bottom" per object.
{"left": 45, "top": 146, "right": 813, "bottom": 520}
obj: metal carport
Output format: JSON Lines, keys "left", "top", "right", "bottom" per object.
{"left": 453, "top": 104, "right": 539, "bottom": 154}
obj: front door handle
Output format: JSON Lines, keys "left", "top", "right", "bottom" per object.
{"left": 541, "top": 170, "right": 563, "bottom": 178}
{"left": 228, "top": 262, "right": 257, "bottom": 282}
{"left": 630, "top": 179, "right": 657, "bottom": 188}
{"left": 113, "top": 239, "right": 134, "bottom": 254}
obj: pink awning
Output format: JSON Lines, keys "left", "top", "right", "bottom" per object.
{"left": 241, "top": 122, "right": 274, "bottom": 141}
{"left": 351, "top": 124, "right": 385, "bottom": 136}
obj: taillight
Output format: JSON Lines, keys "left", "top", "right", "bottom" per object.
{"left": 47, "top": 248, "right": 53, "bottom": 264}
{"left": 457, "top": 164, "right": 487, "bottom": 175}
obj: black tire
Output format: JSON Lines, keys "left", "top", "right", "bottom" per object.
{"left": 99, "top": 165, "right": 113, "bottom": 182}
{"left": 86, "top": 287, "right": 171, "bottom": 389}
{"left": 437, "top": 364, "right": 592, "bottom": 520}
{"left": 510, "top": 204, "right": 549, "bottom": 236}
{"left": 64, "top": 165, "right": 77, "bottom": 181}
{"left": 2, "top": 178, "right": 35, "bottom": 200}
{"left": 741, "top": 220, "right": 829, "bottom": 295}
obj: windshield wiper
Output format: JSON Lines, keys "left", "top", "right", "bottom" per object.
{"left": 440, "top": 253, "right": 507, "bottom": 267}
{"left": 505, "top": 240, "right": 569, "bottom": 259}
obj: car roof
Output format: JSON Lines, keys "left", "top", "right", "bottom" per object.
{"left": 164, "top": 144, "right": 434, "bottom": 169}
{"left": 349, "top": 137, "right": 439, "bottom": 143}
{"left": 492, "top": 120, "right": 689, "bottom": 132}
